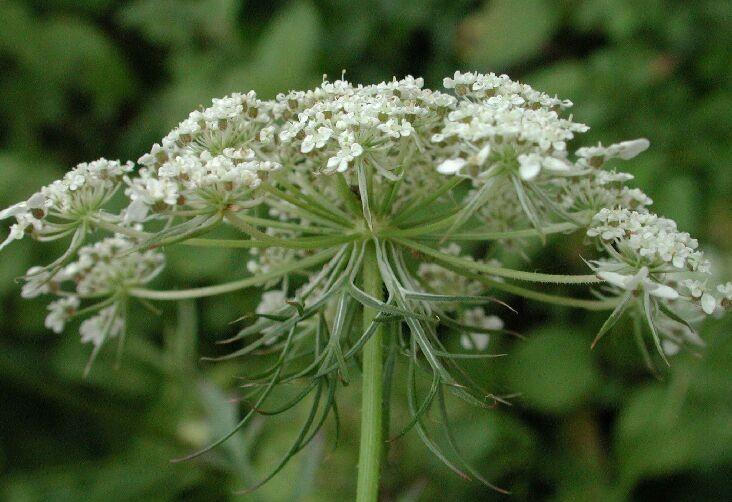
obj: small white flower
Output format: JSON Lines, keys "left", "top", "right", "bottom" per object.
{"left": 326, "top": 143, "right": 363, "bottom": 173}
{"left": 300, "top": 127, "right": 333, "bottom": 153}
{"left": 577, "top": 138, "right": 649, "bottom": 166}
{"left": 717, "top": 282, "right": 732, "bottom": 301}
{"left": 459, "top": 308, "right": 503, "bottom": 351}
{"left": 259, "top": 125, "right": 276, "bottom": 144}
{"left": 123, "top": 199, "right": 150, "bottom": 223}
{"left": 223, "top": 147, "right": 255, "bottom": 161}
{"left": 257, "top": 290, "right": 287, "bottom": 315}
{"left": 21, "top": 267, "right": 54, "bottom": 299}
{"left": 518, "top": 154, "right": 542, "bottom": 180}
{"left": 80, "top": 306, "right": 125, "bottom": 347}
{"left": 701, "top": 293, "right": 717, "bottom": 315}
{"left": 541, "top": 157, "right": 566, "bottom": 172}
{"left": 45, "top": 297, "right": 80, "bottom": 334}
{"left": 615, "top": 138, "right": 650, "bottom": 160}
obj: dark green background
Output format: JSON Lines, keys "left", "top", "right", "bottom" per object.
{"left": 1, "top": 1, "right": 730, "bottom": 500}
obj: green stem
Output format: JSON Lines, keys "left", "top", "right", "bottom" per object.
{"left": 356, "top": 241, "right": 383, "bottom": 502}
{"left": 128, "top": 247, "right": 339, "bottom": 300}
{"left": 225, "top": 213, "right": 361, "bottom": 249}
{"left": 419, "top": 221, "right": 579, "bottom": 241}
{"left": 395, "top": 237, "right": 603, "bottom": 285}
{"left": 450, "top": 265, "right": 620, "bottom": 311}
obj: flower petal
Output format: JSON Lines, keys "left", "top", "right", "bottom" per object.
{"left": 436, "top": 158, "right": 467, "bottom": 175}
{"left": 598, "top": 270, "right": 632, "bottom": 289}
{"left": 701, "top": 293, "right": 717, "bottom": 314}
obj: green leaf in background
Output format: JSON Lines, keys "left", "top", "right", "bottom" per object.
{"left": 222, "top": 0, "right": 322, "bottom": 96}
{"left": 615, "top": 329, "right": 732, "bottom": 493}
{"left": 506, "top": 326, "right": 599, "bottom": 414}
{"left": 457, "top": 0, "right": 560, "bottom": 70}
{"left": 119, "top": 0, "right": 240, "bottom": 47}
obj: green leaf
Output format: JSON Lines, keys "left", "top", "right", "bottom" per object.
{"left": 458, "top": 0, "right": 560, "bottom": 70}
{"left": 506, "top": 326, "right": 599, "bottom": 414}
{"left": 591, "top": 292, "right": 634, "bottom": 349}
{"left": 222, "top": 0, "right": 322, "bottom": 96}
{"left": 642, "top": 292, "right": 670, "bottom": 367}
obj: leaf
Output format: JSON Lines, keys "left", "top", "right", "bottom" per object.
{"left": 390, "top": 373, "right": 440, "bottom": 442}
{"left": 657, "top": 303, "right": 698, "bottom": 339}
{"left": 458, "top": 0, "right": 560, "bottom": 70}
{"left": 119, "top": 0, "right": 240, "bottom": 47}
{"left": 591, "top": 292, "right": 634, "bottom": 349}
{"left": 405, "top": 353, "right": 470, "bottom": 481}
{"left": 402, "top": 289, "right": 516, "bottom": 313}
{"left": 436, "top": 388, "right": 511, "bottom": 494}
{"left": 222, "top": 0, "right": 322, "bottom": 96}
{"left": 506, "top": 326, "right": 598, "bottom": 414}
{"left": 642, "top": 292, "right": 670, "bottom": 367}
{"left": 437, "top": 176, "right": 496, "bottom": 243}
{"left": 511, "top": 175, "right": 545, "bottom": 240}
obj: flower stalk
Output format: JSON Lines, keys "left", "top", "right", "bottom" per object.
{"left": 356, "top": 240, "right": 384, "bottom": 502}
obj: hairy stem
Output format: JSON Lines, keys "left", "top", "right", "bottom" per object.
{"left": 395, "top": 238, "right": 602, "bottom": 285}
{"left": 356, "top": 241, "right": 384, "bottom": 502}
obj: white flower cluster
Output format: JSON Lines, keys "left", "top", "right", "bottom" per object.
{"left": 587, "top": 208, "right": 730, "bottom": 317}
{"left": 459, "top": 307, "right": 504, "bottom": 351}
{"left": 559, "top": 170, "right": 653, "bottom": 213}
{"left": 588, "top": 208, "right": 709, "bottom": 272}
{"left": 1, "top": 72, "right": 659, "bottom": 251}
{"left": 442, "top": 71, "right": 573, "bottom": 109}
{"left": 0, "top": 70, "right": 726, "bottom": 366}
{"left": 432, "top": 97, "right": 588, "bottom": 180}
{"left": 126, "top": 148, "right": 280, "bottom": 221}
{"left": 31, "top": 236, "right": 164, "bottom": 338}
{"left": 276, "top": 76, "right": 455, "bottom": 176}
{"left": 60, "top": 236, "right": 165, "bottom": 296}
{"left": 0, "top": 158, "right": 132, "bottom": 249}
{"left": 158, "top": 91, "right": 273, "bottom": 152}
{"left": 126, "top": 91, "right": 284, "bottom": 222}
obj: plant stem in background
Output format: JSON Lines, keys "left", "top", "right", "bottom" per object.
{"left": 356, "top": 241, "right": 384, "bottom": 502}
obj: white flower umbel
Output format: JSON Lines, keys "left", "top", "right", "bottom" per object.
{"left": 1, "top": 71, "right": 728, "bottom": 498}
{"left": 587, "top": 207, "right": 726, "bottom": 361}
{"left": 0, "top": 159, "right": 132, "bottom": 252}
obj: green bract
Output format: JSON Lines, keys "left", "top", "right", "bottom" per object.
{"left": 1, "top": 71, "right": 729, "bottom": 497}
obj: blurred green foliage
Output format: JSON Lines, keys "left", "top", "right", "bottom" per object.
{"left": 0, "top": 0, "right": 730, "bottom": 500}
